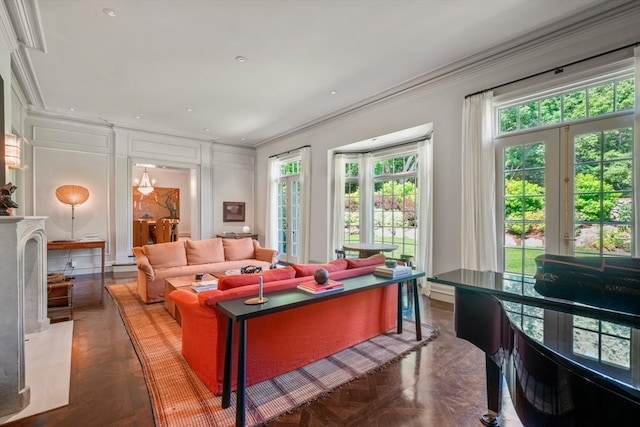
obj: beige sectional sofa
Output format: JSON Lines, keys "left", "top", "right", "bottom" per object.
{"left": 133, "top": 237, "right": 278, "bottom": 303}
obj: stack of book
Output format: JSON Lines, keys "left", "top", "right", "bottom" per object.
{"left": 191, "top": 279, "right": 218, "bottom": 292}
{"left": 297, "top": 280, "right": 344, "bottom": 295}
{"left": 373, "top": 265, "right": 413, "bottom": 279}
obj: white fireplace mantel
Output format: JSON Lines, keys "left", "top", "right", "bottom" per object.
{"left": 0, "top": 216, "right": 48, "bottom": 417}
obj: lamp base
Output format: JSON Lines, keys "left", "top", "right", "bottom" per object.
{"left": 244, "top": 297, "right": 269, "bottom": 305}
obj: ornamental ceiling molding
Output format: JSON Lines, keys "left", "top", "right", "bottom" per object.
{"left": 256, "top": 0, "right": 640, "bottom": 147}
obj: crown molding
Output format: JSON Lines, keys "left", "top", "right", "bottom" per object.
{"left": 0, "top": 1, "right": 19, "bottom": 52}
{"left": 256, "top": 0, "right": 640, "bottom": 147}
{"left": 25, "top": 108, "right": 257, "bottom": 149}
{"left": 12, "top": 44, "right": 45, "bottom": 108}
{"left": 4, "top": 0, "right": 46, "bottom": 51}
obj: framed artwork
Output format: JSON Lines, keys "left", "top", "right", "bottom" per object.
{"left": 133, "top": 186, "right": 180, "bottom": 220}
{"left": 223, "top": 201, "right": 245, "bottom": 222}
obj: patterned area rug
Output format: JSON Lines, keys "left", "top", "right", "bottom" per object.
{"left": 107, "top": 282, "right": 439, "bottom": 427}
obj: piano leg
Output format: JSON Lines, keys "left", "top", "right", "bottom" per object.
{"left": 481, "top": 354, "right": 502, "bottom": 427}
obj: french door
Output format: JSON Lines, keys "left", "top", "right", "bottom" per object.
{"left": 276, "top": 176, "right": 300, "bottom": 264}
{"left": 496, "top": 115, "right": 635, "bottom": 275}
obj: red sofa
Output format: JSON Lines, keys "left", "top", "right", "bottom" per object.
{"left": 170, "top": 255, "right": 399, "bottom": 394}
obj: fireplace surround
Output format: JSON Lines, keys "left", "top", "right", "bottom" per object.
{"left": 0, "top": 216, "right": 48, "bottom": 416}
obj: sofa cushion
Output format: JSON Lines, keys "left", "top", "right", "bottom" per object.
{"left": 346, "top": 254, "right": 386, "bottom": 269}
{"left": 223, "top": 238, "right": 255, "bottom": 261}
{"left": 143, "top": 241, "right": 187, "bottom": 268}
{"left": 218, "top": 266, "right": 296, "bottom": 291}
{"left": 292, "top": 259, "right": 348, "bottom": 277}
{"left": 185, "top": 238, "right": 225, "bottom": 265}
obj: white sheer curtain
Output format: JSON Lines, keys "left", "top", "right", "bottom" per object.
{"left": 332, "top": 154, "right": 346, "bottom": 257}
{"left": 461, "top": 92, "right": 498, "bottom": 271}
{"left": 264, "top": 156, "right": 279, "bottom": 250}
{"left": 417, "top": 135, "right": 434, "bottom": 295}
{"left": 359, "top": 153, "right": 373, "bottom": 242}
{"left": 298, "top": 146, "right": 312, "bottom": 263}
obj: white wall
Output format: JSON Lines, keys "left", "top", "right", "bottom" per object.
{"left": 20, "top": 115, "right": 257, "bottom": 272}
{"left": 254, "top": 8, "right": 640, "bottom": 300}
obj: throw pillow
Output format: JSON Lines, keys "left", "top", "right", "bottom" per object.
{"left": 346, "top": 253, "right": 386, "bottom": 269}
{"left": 143, "top": 241, "right": 187, "bottom": 268}
{"left": 223, "top": 238, "right": 255, "bottom": 261}
{"left": 217, "top": 266, "right": 296, "bottom": 290}
{"left": 292, "top": 259, "right": 348, "bottom": 277}
{"left": 185, "top": 238, "right": 225, "bottom": 265}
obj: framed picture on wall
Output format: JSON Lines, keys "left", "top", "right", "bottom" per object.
{"left": 223, "top": 201, "right": 245, "bottom": 222}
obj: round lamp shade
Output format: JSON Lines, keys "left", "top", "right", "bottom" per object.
{"left": 55, "top": 185, "right": 90, "bottom": 206}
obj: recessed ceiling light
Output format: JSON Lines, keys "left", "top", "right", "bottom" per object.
{"left": 204, "top": 128, "right": 210, "bottom": 132}
{"left": 235, "top": 56, "right": 247, "bottom": 63}
{"left": 241, "top": 137, "right": 245, "bottom": 141}
{"left": 330, "top": 90, "right": 338, "bottom": 95}
{"left": 186, "top": 107, "right": 193, "bottom": 112}
{"left": 135, "top": 115, "right": 141, "bottom": 119}
{"left": 69, "top": 107, "right": 75, "bottom": 111}
{"left": 102, "top": 8, "right": 117, "bottom": 17}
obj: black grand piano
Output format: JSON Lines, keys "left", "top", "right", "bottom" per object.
{"left": 428, "top": 254, "right": 640, "bottom": 427}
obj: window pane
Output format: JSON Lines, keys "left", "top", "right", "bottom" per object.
{"left": 519, "top": 102, "right": 538, "bottom": 129}
{"left": 588, "top": 82, "right": 614, "bottom": 116}
{"left": 500, "top": 107, "right": 518, "bottom": 133}
{"left": 615, "top": 77, "right": 635, "bottom": 111}
{"left": 563, "top": 90, "right": 586, "bottom": 120}
{"left": 540, "top": 96, "right": 561, "bottom": 125}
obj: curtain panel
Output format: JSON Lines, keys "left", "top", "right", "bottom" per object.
{"left": 461, "top": 92, "right": 498, "bottom": 271}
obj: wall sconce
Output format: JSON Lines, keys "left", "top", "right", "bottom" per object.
{"left": 135, "top": 167, "right": 155, "bottom": 195}
{"left": 4, "top": 133, "right": 27, "bottom": 169}
{"left": 55, "top": 185, "right": 90, "bottom": 240}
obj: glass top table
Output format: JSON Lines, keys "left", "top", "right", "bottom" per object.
{"left": 342, "top": 242, "right": 398, "bottom": 258}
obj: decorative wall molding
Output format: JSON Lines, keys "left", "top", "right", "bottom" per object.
{"left": 29, "top": 118, "right": 113, "bottom": 153}
{"left": 0, "top": 0, "right": 18, "bottom": 52}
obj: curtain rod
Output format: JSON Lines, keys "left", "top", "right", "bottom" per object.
{"left": 465, "top": 41, "right": 639, "bottom": 99}
{"left": 268, "top": 144, "right": 311, "bottom": 158}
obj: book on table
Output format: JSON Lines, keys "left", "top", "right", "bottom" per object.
{"left": 373, "top": 265, "right": 413, "bottom": 278}
{"left": 297, "top": 279, "right": 344, "bottom": 295}
{"left": 191, "top": 279, "right": 218, "bottom": 292}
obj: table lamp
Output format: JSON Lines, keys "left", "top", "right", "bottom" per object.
{"left": 55, "top": 185, "right": 90, "bottom": 240}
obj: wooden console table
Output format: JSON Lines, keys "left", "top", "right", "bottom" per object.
{"left": 47, "top": 240, "right": 106, "bottom": 278}
{"left": 217, "top": 270, "right": 425, "bottom": 427}
{"left": 216, "top": 233, "right": 259, "bottom": 240}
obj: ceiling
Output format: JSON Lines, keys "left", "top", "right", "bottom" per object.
{"left": 8, "top": 0, "right": 610, "bottom": 147}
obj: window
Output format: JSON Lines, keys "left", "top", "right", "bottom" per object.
{"left": 498, "top": 75, "right": 635, "bottom": 135}
{"left": 338, "top": 148, "right": 419, "bottom": 260}
{"left": 372, "top": 154, "right": 418, "bottom": 259}
{"left": 344, "top": 160, "right": 360, "bottom": 244}
{"left": 276, "top": 157, "right": 301, "bottom": 263}
{"left": 495, "top": 67, "right": 637, "bottom": 384}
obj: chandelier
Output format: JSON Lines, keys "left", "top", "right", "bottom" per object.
{"left": 136, "top": 168, "right": 155, "bottom": 195}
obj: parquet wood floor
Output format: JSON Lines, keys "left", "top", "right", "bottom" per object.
{"left": 5, "top": 273, "right": 521, "bottom": 427}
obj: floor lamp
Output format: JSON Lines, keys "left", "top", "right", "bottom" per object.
{"left": 55, "top": 185, "right": 90, "bottom": 240}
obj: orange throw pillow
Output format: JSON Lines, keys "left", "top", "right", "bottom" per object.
{"left": 222, "top": 238, "right": 255, "bottom": 261}
{"left": 185, "top": 238, "right": 225, "bottom": 264}
{"left": 292, "top": 259, "right": 348, "bottom": 277}
{"left": 346, "top": 254, "right": 386, "bottom": 269}
{"left": 143, "top": 241, "right": 186, "bottom": 268}
{"left": 217, "top": 266, "right": 296, "bottom": 290}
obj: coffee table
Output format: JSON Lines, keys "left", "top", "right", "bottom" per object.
{"left": 164, "top": 274, "right": 216, "bottom": 324}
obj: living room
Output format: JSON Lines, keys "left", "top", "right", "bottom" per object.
{"left": 1, "top": 1, "right": 639, "bottom": 426}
